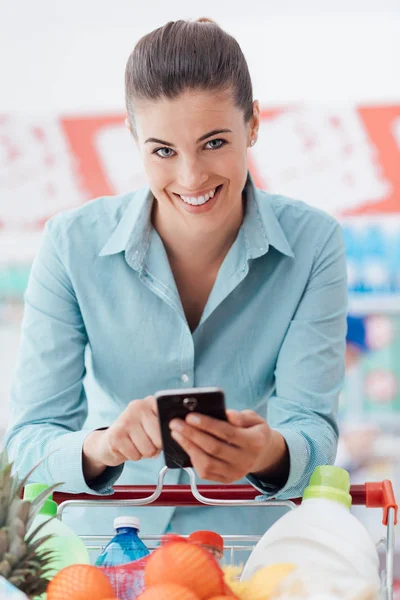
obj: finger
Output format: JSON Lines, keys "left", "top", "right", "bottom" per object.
{"left": 143, "top": 412, "right": 163, "bottom": 449}
{"left": 171, "top": 431, "right": 238, "bottom": 483}
{"left": 145, "top": 395, "right": 158, "bottom": 415}
{"left": 183, "top": 413, "right": 240, "bottom": 446}
{"left": 108, "top": 432, "right": 142, "bottom": 463}
{"left": 170, "top": 423, "right": 239, "bottom": 463}
{"left": 129, "top": 424, "right": 159, "bottom": 459}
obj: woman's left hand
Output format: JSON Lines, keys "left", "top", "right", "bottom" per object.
{"left": 169, "top": 409, "right": 288, "bottom": 484}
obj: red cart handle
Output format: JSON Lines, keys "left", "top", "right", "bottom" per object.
{"left": 365, "top": 480, "right": 398, "bottom": 526}
{"left": 53, "top": 480, "right": 398, "bottom": 526}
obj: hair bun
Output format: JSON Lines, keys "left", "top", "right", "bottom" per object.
{"left": 195, "top": 17, "right": 216, "bottom": 24}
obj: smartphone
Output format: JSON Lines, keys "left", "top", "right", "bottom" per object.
{"left": 155, "top": 386, "right": 227, "bottom": 468}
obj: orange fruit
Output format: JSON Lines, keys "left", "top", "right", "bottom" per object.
{"left": 47, "top": 564, "right": 115, "bottom": 600}
{"left": 138, "top": 583, "right": 199, "bottom": 600}
{"left": 161, "top": 533, "right": 187, "bottom": 545}
{"left": 208, "top": 597, "right": 238, "bottom": 600}
{"left": 145, "top": 541, "right": 225, "bottom": 600}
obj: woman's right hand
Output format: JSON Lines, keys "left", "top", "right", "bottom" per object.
{"left": 82, "top": 395, "right": 162, "bottom": 482}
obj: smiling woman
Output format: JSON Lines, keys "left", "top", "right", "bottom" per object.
{"left": 124, "top": 19, "right": 260, "bottom": 273}
{"left": 5, "top": 17, "right": 347, "bottom": 541}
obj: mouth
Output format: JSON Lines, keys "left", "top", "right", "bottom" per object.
{"left": 173, "top": 185, "right": 223, "bottom": 213}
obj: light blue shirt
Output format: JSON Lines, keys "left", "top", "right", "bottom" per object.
{"left": 5, "top": 174, "right": 347, "bottom": 539}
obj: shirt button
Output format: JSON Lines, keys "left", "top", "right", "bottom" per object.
{"left": 181, "top": 373, "right": 189, "bottom": 383}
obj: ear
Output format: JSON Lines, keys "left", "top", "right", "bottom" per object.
{"left": 125, "top": 117, "right": 137, "bottom": 140}
{"left": 248, "top": 100, "right": 260, "bottom": 147}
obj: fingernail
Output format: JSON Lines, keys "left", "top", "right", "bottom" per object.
{"left": 170, "top": 420, "right": 184, "bottom": 431}
{"left": 186, "top": 415, "right": 201, "bottom": 425}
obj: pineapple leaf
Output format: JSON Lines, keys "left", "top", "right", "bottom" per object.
{"left": 0, "top": 448, "right": 66, "bottom": 597}
{"left": 26, "top": 534, "right": 55, "bottom": 555}
{"left": 25, "top": 483, "right": 62, "bottom": 533}
{"left": 25, "top": 517, "right": 54, "bottom": 545}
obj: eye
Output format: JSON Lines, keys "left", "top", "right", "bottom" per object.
{"left": 154, "top": 147, "right": 176, "bottom": 159}
{"left": 204, "top": 138, "right": 227, "bottom": 150}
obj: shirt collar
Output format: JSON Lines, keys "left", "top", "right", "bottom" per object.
{"left": 243, "top": 173, "right": 294, "bottom": 259}
{"left": 99, "top": 173, "right": 294, "bottom": 265}
{"left": 99, "top": 186, "right": 153, "bottom": 269}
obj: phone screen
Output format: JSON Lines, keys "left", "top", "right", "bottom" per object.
{"left": 156, "top": 387, "right": 227, "bottom": 468}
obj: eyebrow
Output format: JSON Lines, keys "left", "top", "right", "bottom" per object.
{"left": 144, "top": 129, "right": 232, "bottom": 146}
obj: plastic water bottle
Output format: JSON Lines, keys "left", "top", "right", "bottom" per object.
{"left": 95, "top": 517, "right": 149, "bottom": 566}
{"left": 241, "top": 466, "right": 380, "bottom": 596}
{"left": 24, "top": 484, "right": 90, "bottom": 596}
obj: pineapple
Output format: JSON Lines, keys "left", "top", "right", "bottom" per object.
{"left": 0, "top": 448, "right": 60, "bottom": 598}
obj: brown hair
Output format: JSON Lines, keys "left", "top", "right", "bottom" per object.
{"left": 125, "top": 18, "right": 253, "bottom": 131}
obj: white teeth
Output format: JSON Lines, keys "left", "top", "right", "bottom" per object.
{"left": 180, "top": 187, "right": 218, "bottom": 206}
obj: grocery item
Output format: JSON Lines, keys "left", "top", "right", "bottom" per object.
{"left": 241, "top": 466, "right": 381, "bottom": 596}
{"left": 188, "top": 530, "right": 224, "bottom": 562}
{"left": 161, "top": 533, "right": 187, "bottom": 545}
{"left": 144, "top": 540, "right": 226, "bottom": 599}
{"left": 208, "top": 597, "right": 238, "bottom": 600}
{"left": 242, "top": 564, "right": 297, "bottom": 600}
{"left": 24, "top": 483, "right": 90, "bottom": 582}
{"left": 223, "top": 563, "right": 296, "bottom": 600}
{"left": 138, "top": 582, "right": 200, "bottom": 600}
{"left": 274, "top": 568, "right": 379, "bottom": 600}
{"left": 46, "top": 564, "right": 115, "bottom": 600}
{"left": 0, "top": 449, "right": 59, "bottom": 598}
{"left": 95, "top": 516, "right": 150, "bottom": 566}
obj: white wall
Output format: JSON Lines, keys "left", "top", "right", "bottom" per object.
{"left": 0, "top": 0, "right": 399, "bottom": 114}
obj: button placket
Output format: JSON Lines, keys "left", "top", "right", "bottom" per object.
{"left": 179, "top": 326, "right": 194, "bottom": 387}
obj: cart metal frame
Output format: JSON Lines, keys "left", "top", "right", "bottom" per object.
{"left": 53, "top": 467, "right": 398, "bottom": 600}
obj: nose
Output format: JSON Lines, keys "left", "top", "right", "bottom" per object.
{"left": 178, "top": 156, "right": 208, "bottom": 192}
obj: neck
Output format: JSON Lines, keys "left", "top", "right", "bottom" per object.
{"left": 152, "top": 197, "right": 244, "bottom": 270}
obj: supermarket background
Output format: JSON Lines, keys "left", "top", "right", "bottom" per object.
{"left": 0, "top": 0, "right": 399, "bottom": 584}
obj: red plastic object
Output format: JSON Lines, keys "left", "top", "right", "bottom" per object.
{"left": 188, "top": 530, "right": 224, "bottom": 553}
{"left": 365, "top": 480, "right": 398, "bottom": 526}
{"left": 52, "top": 484, "right": 261, "bottom": 506}
{"left": 52, "top": 481, "right": 398, "bottom": 525}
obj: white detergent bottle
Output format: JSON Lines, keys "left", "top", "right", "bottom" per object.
{"left": 242, "top": 466, "right": 381, "bottom": 595}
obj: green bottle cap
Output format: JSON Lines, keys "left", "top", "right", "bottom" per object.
{"left": 23, "top": 483, "right": 58, "bottom": 517}
{"left": 302, "top": 465, "right": 352, "bottom": 509}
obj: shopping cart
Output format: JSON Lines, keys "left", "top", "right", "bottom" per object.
{"left": 53, "top": 467, "right": 398, "bottom": 600}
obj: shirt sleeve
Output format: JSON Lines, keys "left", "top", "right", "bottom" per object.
{"left": 4, "top": 219, "right": 123, "bottom": 494}
{"left": 248, "top": 220, "right": 348, "bottom": 499}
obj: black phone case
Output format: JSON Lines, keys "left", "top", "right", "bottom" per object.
{"left": 157, "top": 390, "right": 227, "bottom": 468}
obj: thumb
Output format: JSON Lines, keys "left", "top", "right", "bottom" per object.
{"left": 227, "top": 409, "right": 264, "bottom": 428}
{"left": 226, "top": 409, "right": 243, "bottom": 427}
{"left": 236, "top": 409, "right": 264, "bottom": 428}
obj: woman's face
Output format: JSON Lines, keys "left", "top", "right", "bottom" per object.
{"left": 132, "top": 89, "right": 259, "bottom": 235}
